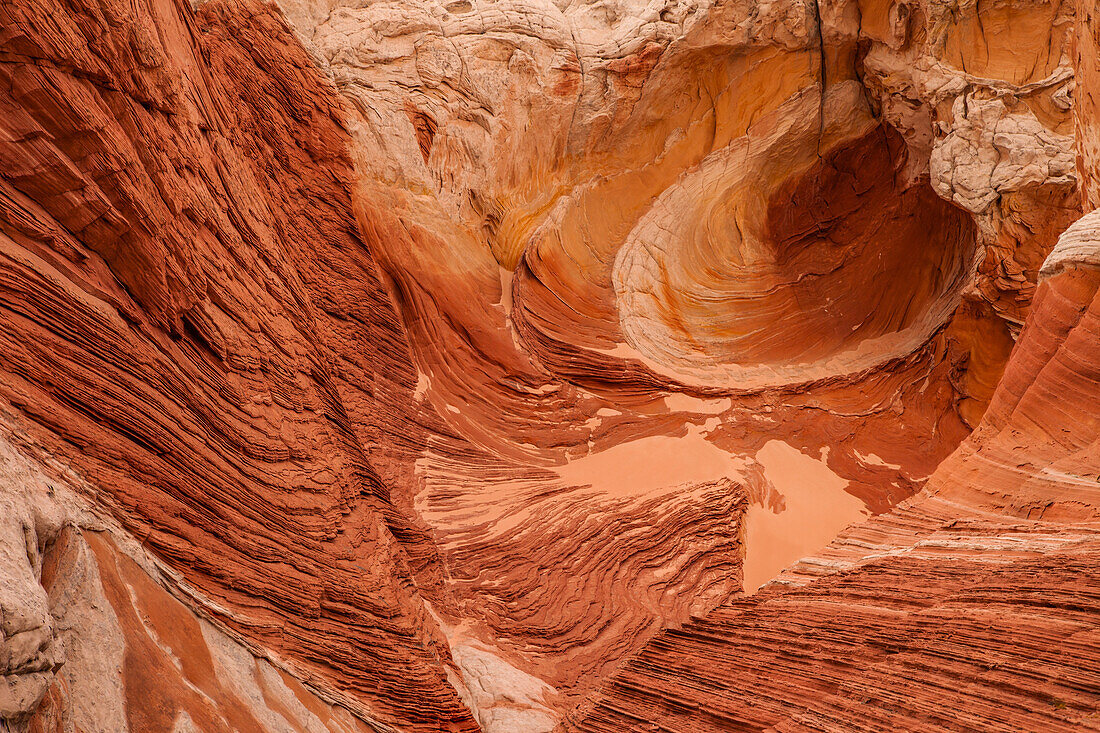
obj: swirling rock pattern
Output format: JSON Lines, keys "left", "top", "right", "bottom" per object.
{"left": 285, "top": 0, "right": 1053, "bottom": 715}
{"left": 0, "top": 0, "right": 1096, "bottom": 730}
{"left": 566, "top": 261, "right": 1100, "bottom": 731}
{"left": 0, "top": 0, "right": 473, "bottom": 729}
{"left": 565, "top": 0, "right": 1100, "bottom": 726}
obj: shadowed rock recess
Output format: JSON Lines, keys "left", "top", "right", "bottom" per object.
{"left": 0, "top": 0, "right": 1096, "bottom": 730}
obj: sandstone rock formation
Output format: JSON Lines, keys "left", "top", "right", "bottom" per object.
{"left": 0, "top": 0, "right": 473, "bottom": 728}
{"left": 0, "top": 0, "right": 1096, "bottom": 730}
{"left": 565, "top": 218, "right": 1100, "bottom": 733}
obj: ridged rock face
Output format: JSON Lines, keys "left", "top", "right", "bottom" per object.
{"left": 0, "top": 437, "right": 389, "bottom": 733}
{"left": 0, "top": 0, "right": 473, "bottom": 729}
{"left": 565, "top": 260, "right": 1100, "bottom": 733}
{"left": 565, "top": 0, "right": 1100, "bottom": 727}
{"left": 268, "top": 0, "right": 1077, "bottom": 718}
{"left": 0, "top": 0, "right": 1096, "bottom": 731}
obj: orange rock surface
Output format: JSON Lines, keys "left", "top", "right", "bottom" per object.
{"left": 565, "top": 248, "right": 1100, "bottom": 733}
{"left": 0, "top": 0, "right": 472, "bottom": 729}
{"left": 0, "top": 0, "right": 1096, "bottom": 730}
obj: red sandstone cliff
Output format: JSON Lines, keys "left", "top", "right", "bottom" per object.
{"left": 0, "top": 0, "right": 1096, "bottom": 730}
{"left": 0, "top": 0, "right": 473, "bottom": 729}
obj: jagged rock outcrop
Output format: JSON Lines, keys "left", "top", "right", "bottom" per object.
{"left": 0, "top": 0, "right": 1096, "bottom": 730}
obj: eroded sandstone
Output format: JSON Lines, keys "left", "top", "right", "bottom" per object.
{"left": 0, "top": 0, "right": 1096, "bottom": 729}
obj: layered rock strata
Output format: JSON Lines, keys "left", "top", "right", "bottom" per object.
{"left": 566, "top": 255, "right": 1100, "bottom": 731}
{"left": 0, "top": 0, "right": 1095, "bottom": 729}
{"left": 268, "top": 0, "right": 1076, "bottom": 716}
{"left": 563, "top": 0, "right": 1100, "bottom": 726}
{"left": 0, "top": 428, "right": 391, "bottom": 733}
{"left": 0, "top": 0, "right": 474, "bottom": 729}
